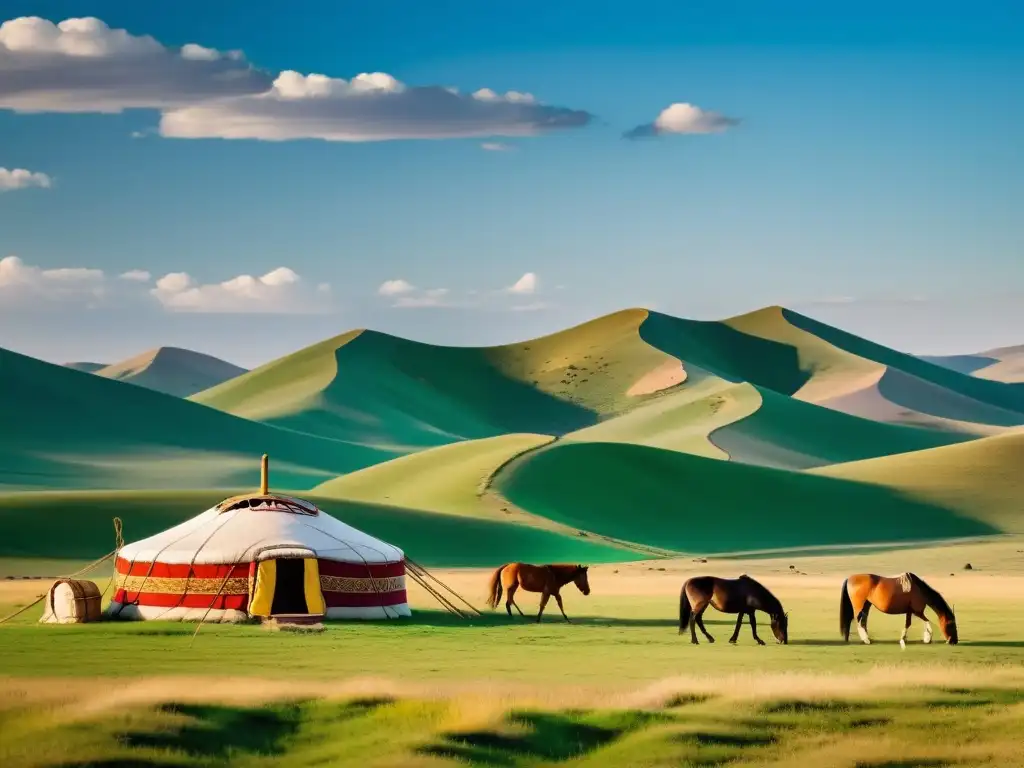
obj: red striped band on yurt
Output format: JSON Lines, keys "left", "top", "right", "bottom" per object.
{"left": 319, "top": 558, "right": 407, "bottom": 607}
{"left": 112, "top": 557, "right": 407, "bottom": 610}
{"left": 112, "top": 558, "right": 249, "bottom": 608}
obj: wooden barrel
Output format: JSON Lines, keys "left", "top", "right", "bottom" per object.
{"left": 40, "top": 579, "right": 103, "bottom": 624}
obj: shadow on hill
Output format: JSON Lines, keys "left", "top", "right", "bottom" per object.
{"left": 713, "top": 385, "right": 966, "bottom": 470}
{"left": 0, "top": 346, "right": 390, "bottom": 491}
{"left": 246, "top": 330, "right": 599, "bottom": 447}
{"left": 497, "top": 441, "right": 1001, "bottom": 555}
{"left": 783, "top": 308, "right": 1024, "bottom": 417}
{"left": 639, "top": 311, "right": 810, "bottom": 396}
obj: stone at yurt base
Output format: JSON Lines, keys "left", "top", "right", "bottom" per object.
{"left": 106, "top": 455, "right": 411, "bottom": 623}
{"left": 39, "top": 579, "right": 103, "bottom": 624}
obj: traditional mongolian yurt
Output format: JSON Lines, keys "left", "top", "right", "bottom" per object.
{"left": 107, "top": 456, "right": 410, "bottom": 623}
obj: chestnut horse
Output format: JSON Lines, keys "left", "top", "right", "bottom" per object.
{"left": 486, "top": 563, "right": 590, "bottom": 622}
{"left": 840, "top": 572, "right": 958, "bottom": 647}
{"left": 679, "top": 575, "right": 789, "bottom": 645}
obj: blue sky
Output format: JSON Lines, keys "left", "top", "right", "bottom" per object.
{"left": 1, "top": 0, "right": 1022, "bottom": 367}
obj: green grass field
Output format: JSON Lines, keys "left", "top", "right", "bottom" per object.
{"left": 2, "top": 543, "right": 1023, "bottom": 767}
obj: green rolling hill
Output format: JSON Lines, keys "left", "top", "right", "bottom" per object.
{"left": 0, "top": 345, "right": 391, "bottom": 492}
{"left": 3, "top": 304, "right": 1023, "bottom": 568}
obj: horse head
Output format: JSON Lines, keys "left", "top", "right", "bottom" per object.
{"left": 574, "top": 565, "right": 591, "bottom": 596}
{"left": 940, "top": 605, "right": 959, "bottom": 645}
{"left": 770, "top": 611, "right": 789, "bottom": 644}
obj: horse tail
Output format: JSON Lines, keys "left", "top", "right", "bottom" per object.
{"left": 678, "top": 581, "right": 692, "bottom": 634}
{"left": 486, "top": 564, "right": 508, "bottom": 610}
{"left": 839, "top": 578, "right": 854, "bottom": 642}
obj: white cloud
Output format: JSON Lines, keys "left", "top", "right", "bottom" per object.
{"left": 380, "top": 281, "right": 452, "bottom": 308}
{"left": 378, "top": 273, "right": 548, "bottom": 310}
{"left": 118, "top": 269, "right": 150, "bottom": 282}
{"left": 0, "top": 167, "right": 51, "bottom": 191}
{"left": 378, "top": 278, "right": 415, "bottom": 296}
{"left": 150, "top": 266, "right": 332, "bottom": 313}
{"left": 624, "top": 102, "right": 739, "bottom": 139}
{"left": 159, "top": 70, "right": 593, "bottom": 142}
{"left": 481, "top": 142, "right": 515, "bottom": 151}
{"left": 508, "top": 272, "right": 538, "bottom": 295}
{"left": 0, "top": 17, "right": 592, "bottom": 143}
{"left": 0, "top": 16, "right": 270, "bottom": 113}
{"left": 0, "top": 254, "right": 105, "bottom": 304}
{"left": 393, "top": 287, "right": 450, "bottom": 308}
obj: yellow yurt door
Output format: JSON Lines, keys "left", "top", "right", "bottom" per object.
{"left": 248, "top": 557, "right": 326, "bottom": 618}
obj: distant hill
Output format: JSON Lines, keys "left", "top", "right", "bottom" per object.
{"left": 95, "top": 346, "right": 247, "bottom": 397}
{"left": 0, "top": 345, "right": 392, "bottom": 491}
{"left": 3, "top": 304, "right": 1024, "bottom": 565}
{"left": 63, "top": 361, "right": 108, "bottom": 373}
{"left": 927, "top": 344, "right": 1024, "bottom": 384}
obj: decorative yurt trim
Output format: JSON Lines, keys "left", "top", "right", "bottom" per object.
{"left": 40, "top": 578, "right": 103, "bottom": 624}
{"left": 106, "top": 455, "right": 411, "bottom": 623}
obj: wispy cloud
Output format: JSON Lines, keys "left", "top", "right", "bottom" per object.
{"left": 160, "top": 72, "right": 593, "bottom": 142}
{"left": 624, "top": 102, "right": 739, "bottom": 139}
{"left": 0, "top": 254, "right": 105, "bottom": 305}
{"left": 0, "top": 16, "right": 269, "bottom": 113}
{"left": 0, "top": 167, "right": 52, "bottom": 191}
{"left": 151, "top": 266, "right": 332, "bottom": 313}
{"left": 481, "top": 142, "right": 515, "bottom": 151}
{"left": 378, "top": 272, "right": 550, "bottom": 311}
{"left": 1, "top": 16, "right": 595, "bottom": 143}
{"left": 118, "top": 269, "right": 151, "bottom": 282}
{"left": 507, "top": 272, "right": 538, "bottom": 295}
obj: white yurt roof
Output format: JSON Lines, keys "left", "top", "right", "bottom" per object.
{"left": 118, "top": 493, "right": 404, "bottom": 565}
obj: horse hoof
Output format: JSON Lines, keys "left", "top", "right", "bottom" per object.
{"left": 690, "top": 639, "right": 699, "bottom": 645}
{"left": 900, "top": 639, "right": 906, "bottom": 650}
{"left": 707, "top": 637, "right": 715, "bottom": 644}
{"left": 728, "top": 639, "right": 737, "bottom": 645}
{"left": 757, "top": 640, "right": 766, "bottom": 646}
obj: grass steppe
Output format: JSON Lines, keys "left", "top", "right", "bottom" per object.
{"left": 3, "top": 305, "right": 1024, "bottom": 766}
{"left": 2, "top": 543, "right": 1024, "bottom": 767}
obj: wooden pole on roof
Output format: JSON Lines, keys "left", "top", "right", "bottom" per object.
{"left": 260, "top": 454, "right": 269, "bottom": 495}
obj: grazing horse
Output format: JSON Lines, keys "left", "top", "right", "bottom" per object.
{"left": 678, "top": 575, "right": 789, "bottom": 645}
{"left": 840, "top": 572, "right": 958, "bottom": 647}
{"left": 486, "top": 563, "right": 590, "bottom": 622}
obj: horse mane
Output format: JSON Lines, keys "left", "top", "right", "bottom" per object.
{"left": 547, "top": 563, "right": 585, "bottom": 576}
{"left": 743, "top": 575, "right": 783, "bottom": 617}
{"left": 909, "top": 573, "right": 954, "bottom": 620}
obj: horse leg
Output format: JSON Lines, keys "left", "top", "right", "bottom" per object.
{"left": 913, "top": 608, "right": 932, "bottom": 644}
{"left": 900, "top": 612, "right": 911, "bottom": 650}
{"left": 749, "top": 611, "right": 765, "bottom": 645}
{"left": 553, "top": 592, "right": 570, "bottom": 623}
{"left": 506, "top": 583, "right": 525, "bottom": 618}
{"left": 688, "top": 598, "right": 709, "bottom": 644}
{"left": 728, "top": 612, "right": 744, "bottom": 644}
{"left": 695, "top": 606, "right": 715, "bottom": 643}
{"left": 536, "top": 591, "right": 551, "bottom": 623}
{"left": 856, "top": 602, "right": 872, "bottom": 645}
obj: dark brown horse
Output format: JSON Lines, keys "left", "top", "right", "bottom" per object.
{"left": 486, "top": 563, "right": 590, "bottom": 622}
{"left": 840, "top": 572, "right": 958, "bottom": 647}
{"left": 679, "top": 575, "right": 789, "bottom": 645}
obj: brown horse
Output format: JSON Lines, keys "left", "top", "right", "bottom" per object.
{"left": 679, "top": 575, "right": 789, "bottom": 645}
{"left": 840, "top": 573, "right": 958, "bottom": 647}
{"left": 486, "top": 563, "right": 590, "bottom": 622}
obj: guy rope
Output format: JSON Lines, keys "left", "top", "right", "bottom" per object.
{"left": 0, "top": 517, "right": 123, "bottom": 625}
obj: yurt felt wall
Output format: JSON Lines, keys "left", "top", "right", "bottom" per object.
{"left": 39, "top": 579, "right": 103, "bottom": 624}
